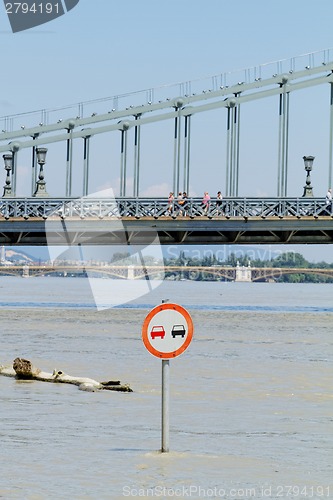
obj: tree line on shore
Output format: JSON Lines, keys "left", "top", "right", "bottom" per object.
{"left": 38, "top": 250, "right": 332, "bottom": 283}
{"left": 163, "top": 251, "right": 333, "bottom": 283}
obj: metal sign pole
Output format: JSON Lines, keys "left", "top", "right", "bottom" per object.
{"left": 161, "top": 359, "right": 170, "bottom": 453}
{"left": 142, "top": 302, "right": 193, "bottom": 453}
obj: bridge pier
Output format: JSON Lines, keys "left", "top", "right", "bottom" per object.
{"left": 235, "top": 261, "right": 252, "bottom": 282}
{"left": 22, "top": 265, "right": 30, "bottom": 278}
{"left": 127, "top": 265, "right": 135, "bottom": 280}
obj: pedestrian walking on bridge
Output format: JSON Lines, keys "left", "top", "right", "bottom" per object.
{"left": 325, "top": 188, "right": 332, "bottom": 214}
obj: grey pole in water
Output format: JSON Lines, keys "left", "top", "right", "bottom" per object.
{"left": 161, "top": 359, "right": 170, "bottom": 453}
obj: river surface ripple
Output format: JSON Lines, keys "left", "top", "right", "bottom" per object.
{"left": 0, "top": 278, "right": 332, "bottom": 499}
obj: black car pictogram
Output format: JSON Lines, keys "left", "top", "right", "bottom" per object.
{"left": 171, "top": 325, "right": 186, "bottom": 338}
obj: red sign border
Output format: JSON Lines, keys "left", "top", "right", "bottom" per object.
{"left": 142, "top": 303, "right": 193, "bottom": 359}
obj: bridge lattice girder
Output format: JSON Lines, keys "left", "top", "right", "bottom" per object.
{"left": 0, "top": 197, "right": 332, "bottom": 245}
{"left": 1, "top": 265, "right": 333, "bottom": 281}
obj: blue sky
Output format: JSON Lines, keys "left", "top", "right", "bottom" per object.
{"left": 1, "top": 0, "right": 332, "bottom": 111}
{"left": 1, "top": 0, "right": 333, "bottom": 262}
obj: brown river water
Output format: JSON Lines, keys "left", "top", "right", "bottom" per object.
{"left": 0, "top": 278, "right": 332, "bottom": 499}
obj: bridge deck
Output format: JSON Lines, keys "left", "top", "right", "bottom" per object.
{"left": 0, "top": 197, "right": 332, "bottom": 245}
{"left": 0, "top": 215, "right": 332, "bottom": 246}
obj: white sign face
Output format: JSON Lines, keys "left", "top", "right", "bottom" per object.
{"left": 142, "top": 303, "right": 193, "bottom": 359}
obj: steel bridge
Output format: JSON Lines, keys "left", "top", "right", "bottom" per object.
{"left": 0, "top": 48, "right": 333, "bottom": 246}
{"left": 0, "top": 196, "right": 332, "bottom": 246}
{"left": 1, "top": 264, "right": 332, "bottom": 281}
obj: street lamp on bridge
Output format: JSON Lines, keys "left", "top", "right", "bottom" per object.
{"left": 302, "top": 155, "right": 315, "bottom": 197}
{"left": 2, "top": 153, "right": 13, "bottom": 197}
{"left": 33, "top": 147, "right": 49, "bottom": 197}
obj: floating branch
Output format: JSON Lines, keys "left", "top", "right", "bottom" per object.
{"left": 0, "top": 358, "right": 132, "bottom": 392}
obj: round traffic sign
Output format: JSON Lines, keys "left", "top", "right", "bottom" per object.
{"left": 142, "top": 303, "right": 193, "bottom": 359}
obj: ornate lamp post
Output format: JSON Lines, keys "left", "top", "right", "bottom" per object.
{"left": 302, "top": 155, "right": 315, "bottom": 197}
{"left": 33, "top": 147, "right": 48, "bottom": 197}
{"left": 2, "top": 153, "right": 13, "bottom": 197}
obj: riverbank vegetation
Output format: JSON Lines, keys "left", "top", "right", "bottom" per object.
{"left": 164, "top": 251, "right": 333, "bottom": 283}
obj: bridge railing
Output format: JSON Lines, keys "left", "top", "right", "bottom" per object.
{"left": 0, "top": 197, "right": 332, "bottom": 220}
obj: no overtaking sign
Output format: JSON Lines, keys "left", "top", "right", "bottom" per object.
{"left": 142, "top": 303, "right": 193, "bottom": 359}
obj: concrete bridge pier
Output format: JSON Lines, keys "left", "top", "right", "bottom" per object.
{"left": 22, "top": 265, "right": 30, "bottom": 278}
{"left": 235, "top": 261, "right": 252, "bottom": 282}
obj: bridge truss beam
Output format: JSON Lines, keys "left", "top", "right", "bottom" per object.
{"left": 1, "top": 60, "right": 333, "bottom": 199}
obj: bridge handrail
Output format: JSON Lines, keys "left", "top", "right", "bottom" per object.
{"left": 0, "top": 197, "right": 332, "bottom": 220}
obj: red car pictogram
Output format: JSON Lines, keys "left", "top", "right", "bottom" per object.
{"left": 150, "top": 326, "right": 166, "bottom": 339}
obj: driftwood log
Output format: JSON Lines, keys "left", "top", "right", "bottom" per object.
{"left": 0, "top": 358, "right": 132, "bottom": 392}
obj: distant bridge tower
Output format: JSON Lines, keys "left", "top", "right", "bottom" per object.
{"left": 128, "top": 265, "right": 135, "bottom": 280}
{"left": 235, "top": 261, "right": 252, "bottom": 282}
{"left": 22, "top": 265, "right": 30, "bottom": 278}
{"left": 0, "top": 246, "right": 5, "bottom": 264}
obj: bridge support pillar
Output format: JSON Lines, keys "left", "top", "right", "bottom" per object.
{"left": 10, "top": 148, "right": 18, "bottom": 197}
{"left": 329, "top": 83, "right": 333, "bottom": 189}
{"left": 183, "top": 115, "right": 191, "bottom": 194}
{"left": 127, "top": 265, "right": 135, "bottom": 280}
{"left": 173, "top": 101, "right": 183, "bottom": 195}
{"left": 173, "top": 115, "right": 181, "bottom": 194}
{"left": 133, "top": 115, "right": 141, "bottom": 197}
{"left": 31, "top": 134, "right": 39, "bottom": 196}
{"left": 277, "top": 79, "right": 290, "bottom": 197}
{"left": 226, "top": 98, "right": 240, "bottom": 196}
{"left": 120, "top": 124, "right": 129, "bottom": 197}
{"left": 83, "top": 135, "right": 90, "bottom": 196}
{"left": 66, "top": 127, "right": 74, "bottom": 197}
{"left": 22, "top": 265, "right": 30, "bottom": 278}
{"left": 235, "top": 261, "right": 252, "bottom": 282}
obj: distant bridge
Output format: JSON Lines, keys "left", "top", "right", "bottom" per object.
{"left": 1, "top": 264, "right": 332, "bottom": 281}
